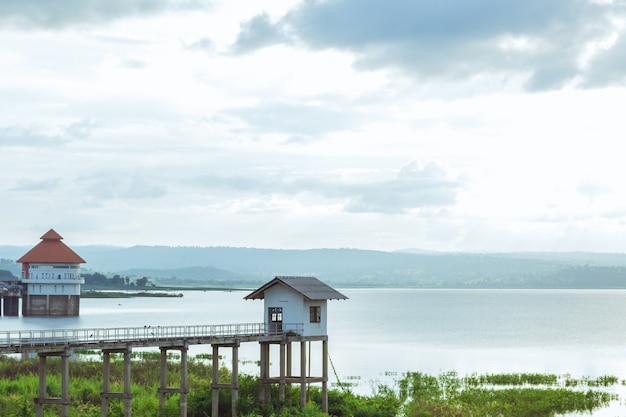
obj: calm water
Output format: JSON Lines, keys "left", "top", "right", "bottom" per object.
{"left": 3, "top": 288, "right": 626, "bottom": 416}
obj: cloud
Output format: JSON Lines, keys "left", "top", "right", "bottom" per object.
{"left": 221, "top": 99, "right": 360, "bottom": 137}
{"left": 11, "top": 178, "right": 60, "bottom": 192}
{"left": 0, "top": 125, "right": 54, "bottom": 146}
{"left": 190, "top": 161, "right": 461, "bottom": 214}
{"left": 186, "top": 37, "right": 217, "bottom": 54}
{"left": 120, "top": 58, "right": 147, "bottom": 69}
{"left": 345, "top": 161, "right": 460, "bottom": 213}
{"left": 0, "top": 120, "right": 95, "bottom": 147}
{"left": 230, "top": 13, "right": 291, "bottom": 54}
{"left": 78, "top": 172, "right": 168, "bottom": 201}
{"left": 231, "top": 0, "right": 626, "bottom": 91}
{"left": 582, "top": 30, "right": 626, "bottom": 87}
{"left": 0, "top": 0, "right": 207, "bottom": 29}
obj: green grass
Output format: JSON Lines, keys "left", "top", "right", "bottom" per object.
{"left": 0, "top": 354, "right": 621, "bottom": 417}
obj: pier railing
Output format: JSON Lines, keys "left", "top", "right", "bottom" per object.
{"left": 0, "top": 322, "right": 304, "bottom": 351}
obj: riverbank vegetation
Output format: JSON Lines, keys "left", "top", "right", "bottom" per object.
{"left": 0, "top": 353, "right": 619, "bottom": 417}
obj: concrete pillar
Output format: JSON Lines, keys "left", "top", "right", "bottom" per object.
{"left": 123, "top": 349, "right": 132, "bottom": 417}
{"left": 159, "top": 348, "right": 167, "bottom": 410}
{"left": 211, "top": 343, "right": 239, "bottom": 417}
{"left": 279, "top": 342, "right": 286, "bottom": 401}
{"left": 61, "top": 351, "right": 70, "bottom": 417}
{"left": 286, "top": 342, "right": 292, "bottom": 378}
{"left": 101, "top": 348, "right": 132, "bottom": 417}
{"left": 300, "top": 341, "right": 307, "bottom": 407}
{"left": 322, "top": 339, "right": 328, "bottom": 413}
{"left": 35, "top": 354, "right": 46, "bottom": 417}
{"left": 158, "top": 346, "right": 189, "bottom": 417}
{"left": 102, "top": 351, "right": 111, "bottom": 417}
{"left": 212, "top": 344, "right": 219, "bottom": 417}
{"left": 21, "top": 293, "right": 28, "bottom": 316}
{"left": 34, "top": 350, "right": 70, "bottom": 417}
{"left": 3, "top": 295, "right": 20, "bottom": 316}
{"left": 258, "top": 342, "right": 269, "bottom": 404}
{"left": 181, "top": 346, "right": 188, "bottom": 417}
{"left": 231, "top": 344, "right": 238, "bottom": 417}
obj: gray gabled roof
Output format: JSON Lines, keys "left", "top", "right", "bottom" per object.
{"left": 244, "top": 276, "right": 348, "bottom": 301}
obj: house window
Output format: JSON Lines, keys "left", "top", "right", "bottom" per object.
{"left": 269, "top": 307, "right": 283, "bottom": 323}
{"left": 310, "top": 306, "right": 321, "bottom": 323}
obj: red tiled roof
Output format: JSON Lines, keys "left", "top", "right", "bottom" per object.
{"left": 17, "top": 229, "right": 86, "bottom": 264}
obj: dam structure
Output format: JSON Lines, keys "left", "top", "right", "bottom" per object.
{"left": 0, "top": 276, "right": 348, "bottom": 417}
{"left": 17, "top": 229, "right": 85, "bottom": 316}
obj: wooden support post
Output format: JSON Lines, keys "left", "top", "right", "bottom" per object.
{"left": 34, "top": 351, "right": 70, "bottom": 417}
{"left": 211, "top": 343, "right": 240, "bottom": 417}
{"left": 159, "top": 348, "right": 167, "bottom": 410}
{"left": 181, "top": 346, "right": 188, "bottom": 417}
{"left": 158, "top": 346, "right": 189, "bottom": 417}
{"left": 61, "top": 351, "right": 70, "bottom": 417}
{"left": 212, "top": 344, "right": 219, "bottom": 417}
{"left": 231, "top": 343, "right": 238, "bottom": 417}
{"left": 102, "top": 351, "right": 110, "bottom": 417}
{"left": 257, "top": 343, "right": 263, "bottom": 403}
{"left": 123, "top": 349, "right": 132, "bottom": 417}
{"left": 264, "top": 343, "right": 271, "bottom": 403}
{"left": 258, "top": 342, "right": 269, "bottom": 404}
{"left": 35, "top": 354, "right": 46, "bottom": 417}
{"left": 286, "top": 342, "right": 292, "bottom": 379}
{"left": 300, "top": 341, "right": 307, "bottom": 407}
{"left": 322, "top": 339, "right": 328, "bottom": 413}
{"left": 279, "top": 342, "right": 286, "bottom": 401}
{"left": 101, "top": 348, "right": 132, "bottom": 417}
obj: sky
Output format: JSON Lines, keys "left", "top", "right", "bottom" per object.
{"left": 1, "top": 0, "right": 626, "bottom": 252}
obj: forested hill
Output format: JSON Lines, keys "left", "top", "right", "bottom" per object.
{"left": 3, "top": 245, "right": 626, "bottom": 288}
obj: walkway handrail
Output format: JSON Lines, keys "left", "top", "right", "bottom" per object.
{"left": 0, "top": 322, "right": 304, "bottom": 350}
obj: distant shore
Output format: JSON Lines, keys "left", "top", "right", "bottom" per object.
{"left": 81, "top": 286, "right": 250, "bottom": 298}
{"left": 81, "top": 291, "right": 182, "bottom": 298}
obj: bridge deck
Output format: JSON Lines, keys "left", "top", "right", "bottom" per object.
{"left": 0, "top": 322, "right": 306, "bottom": 354}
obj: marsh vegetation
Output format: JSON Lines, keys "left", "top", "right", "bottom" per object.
{"left": 0, "top": 352, "right": 620, "bottom": 417}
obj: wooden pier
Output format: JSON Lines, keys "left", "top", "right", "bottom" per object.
{"left": 0, "top": 323, "right": 329, "bottom": 417}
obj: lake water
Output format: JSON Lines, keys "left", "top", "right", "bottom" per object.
{"left": 3, "top": 288, "right": 626, "bottom": 416}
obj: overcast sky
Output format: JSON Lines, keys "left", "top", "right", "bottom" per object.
{"left": 1, "top": 0, "right": 626, "bottom": 252}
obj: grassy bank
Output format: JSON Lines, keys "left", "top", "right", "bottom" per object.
{"left": 0, "top": 352, "right": 619, "bottom": 417}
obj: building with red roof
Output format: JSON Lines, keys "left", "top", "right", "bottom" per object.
{"left": 18, "top": 229, "right": 86, "bottom": 316}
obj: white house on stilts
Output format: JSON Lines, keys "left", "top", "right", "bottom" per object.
{"left": 244, "top": 276, "right": 347, "bottom": 412}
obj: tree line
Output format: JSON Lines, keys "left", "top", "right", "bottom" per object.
{"left": 82, "top": 272, "right": 152, "bottom": 288}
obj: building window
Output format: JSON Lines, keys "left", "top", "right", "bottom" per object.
{"left": 310, "top": 306, "right": 321, "bottom": 323}
{"left": 269, "top": 307, "right": 283, "bottom": 323}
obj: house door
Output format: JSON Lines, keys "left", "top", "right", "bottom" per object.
{"left": 268, "top": 307, "right": 283, "bottom": 333}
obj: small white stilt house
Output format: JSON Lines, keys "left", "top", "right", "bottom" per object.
{"left": 245, "top": 276, "right": 347, "bottom": 337}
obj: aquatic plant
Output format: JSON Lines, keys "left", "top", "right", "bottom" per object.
{"left": 0, "top": 355, "right": 620, "bottom": 417}
{"left": 399, "top": 371, "right": 618, "bottom": 417}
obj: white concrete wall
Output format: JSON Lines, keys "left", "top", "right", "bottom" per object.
{"left": 263, "top": 284, "right": 329, "bottom": 336}
{"left": 27, "top": 283, "right": 81, "bottom": 295}
{"left": 26, "top": 263, "right": 83, "bottom": 295}
{"left": 303, "top": 299, "right": 328, "bottom": 336}
{"left": 264, "top": 284, "right": 303, "bottom": 330}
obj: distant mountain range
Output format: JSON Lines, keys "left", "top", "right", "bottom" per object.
{"left": 3, "top": 245, "right": 626, "bottom": 288}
